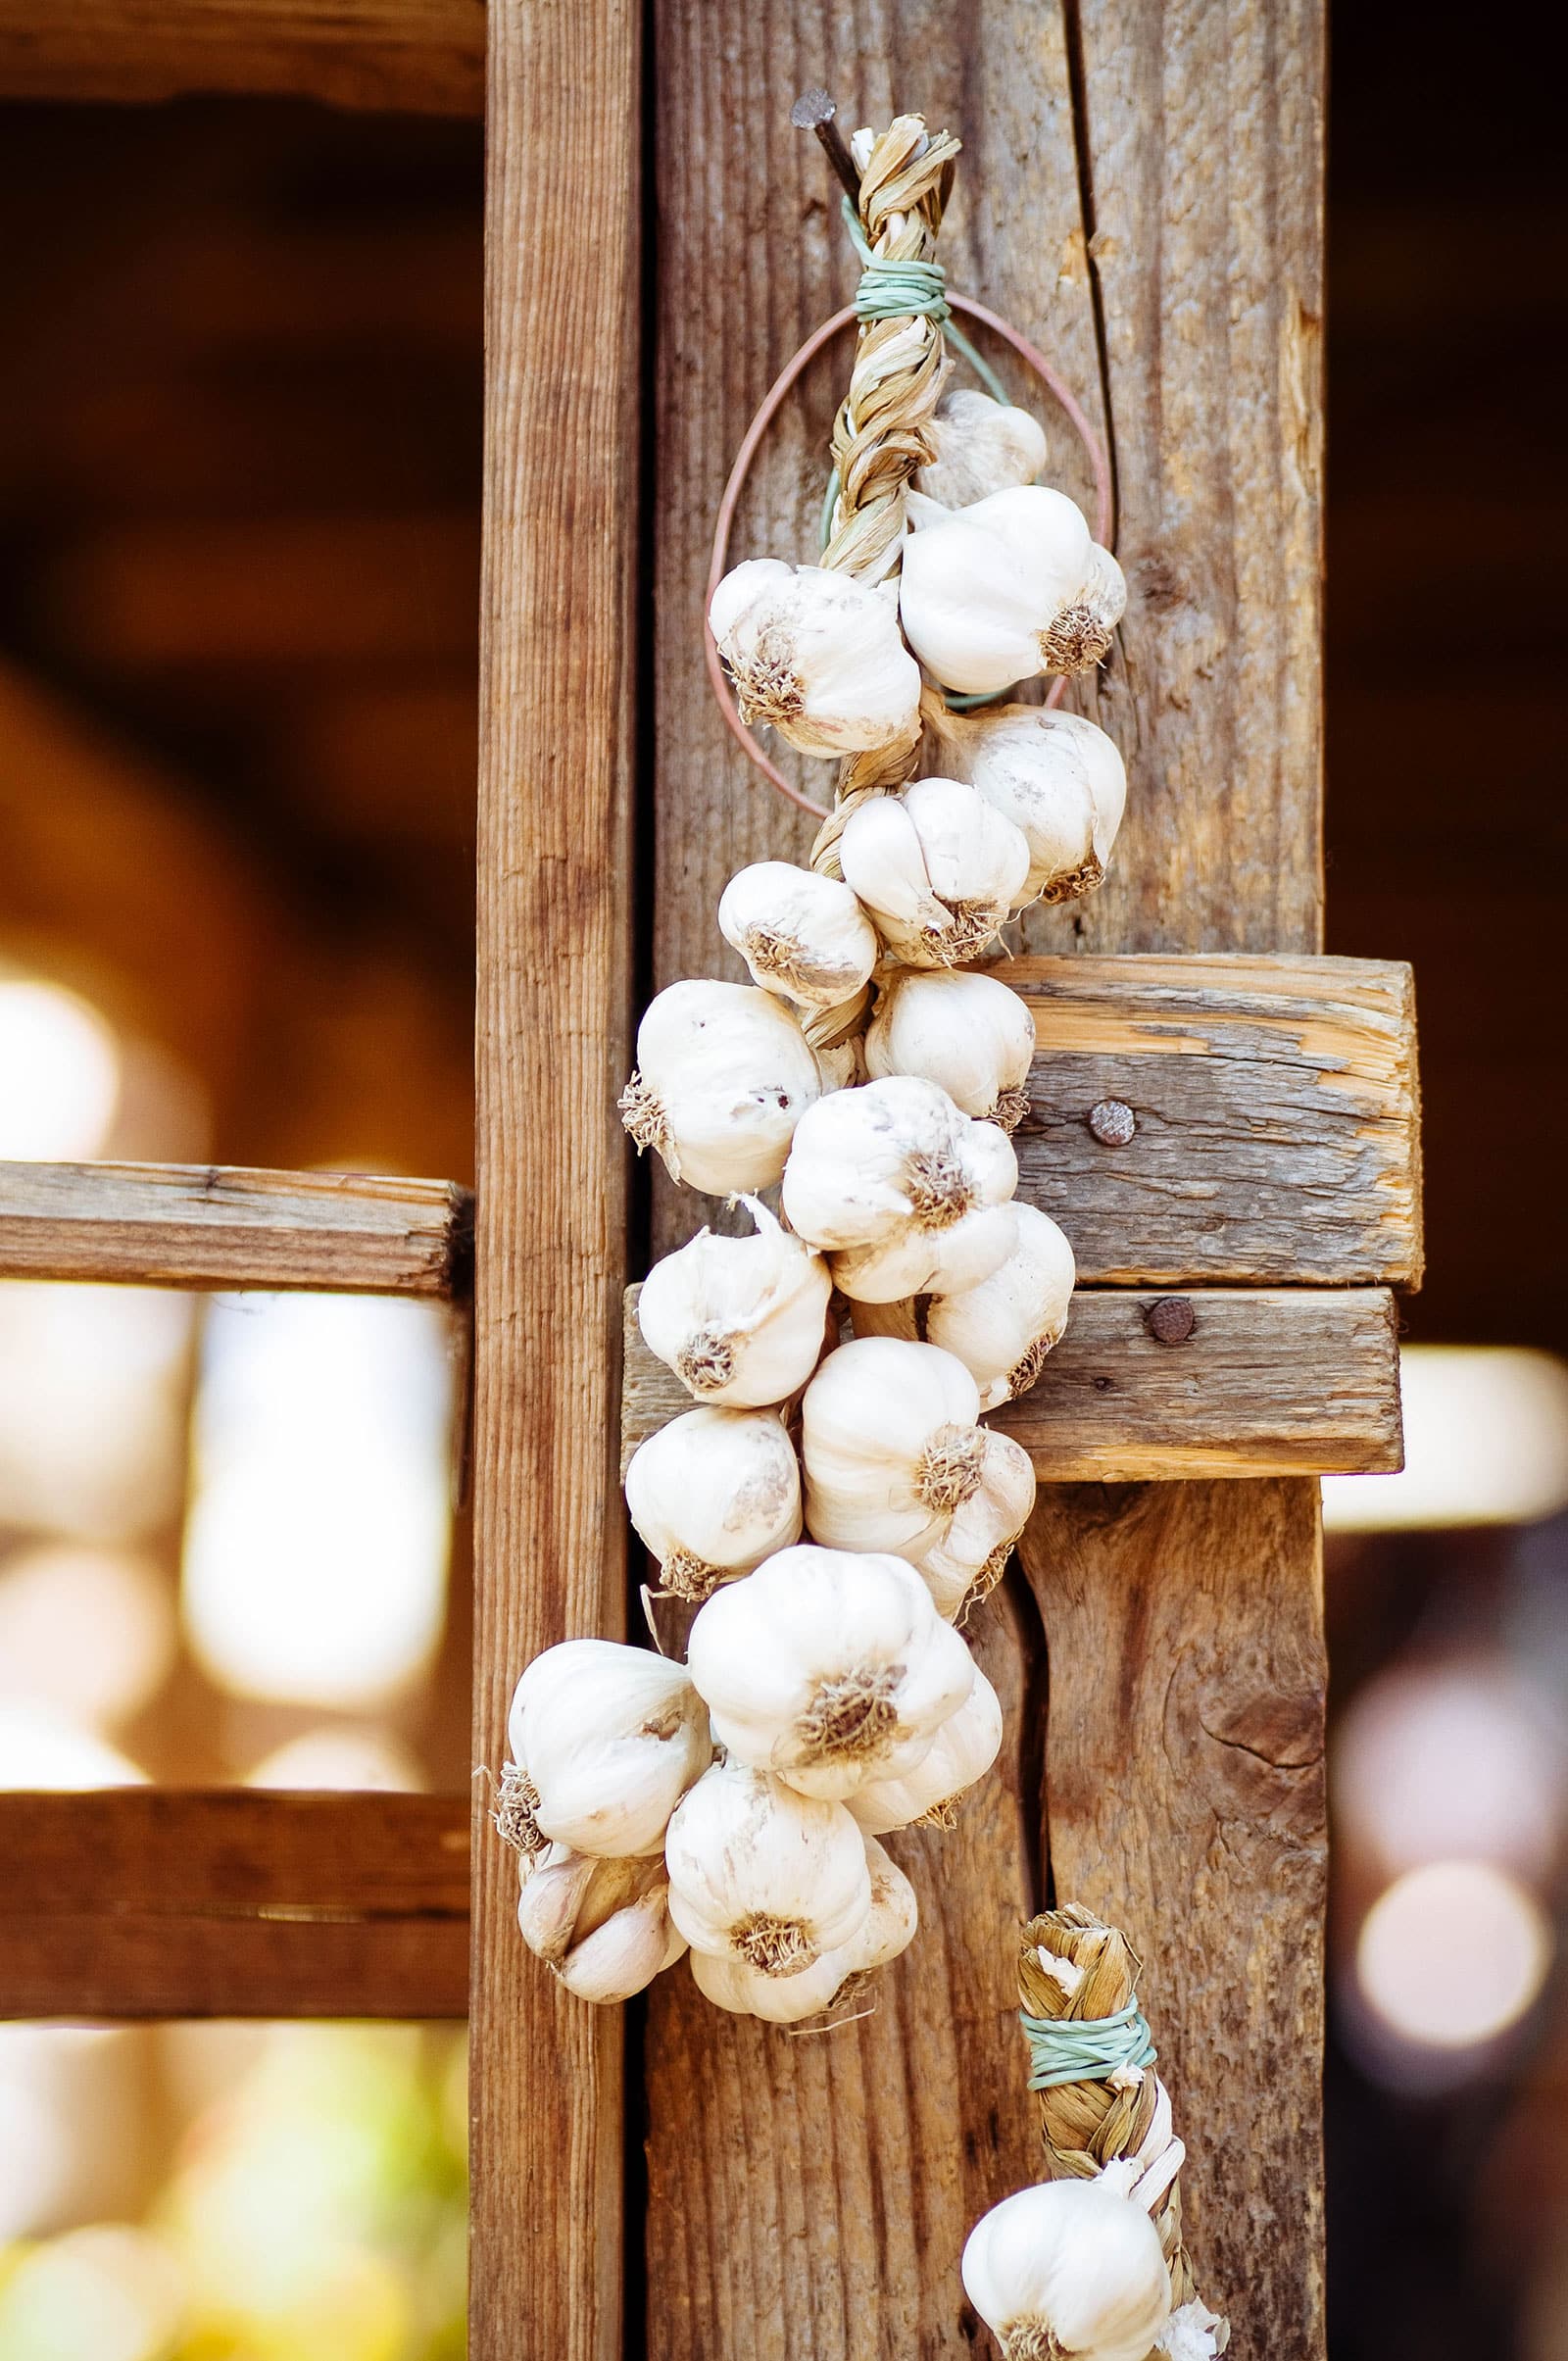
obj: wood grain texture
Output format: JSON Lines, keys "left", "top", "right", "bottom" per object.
{"left": 621, "top": 1284, "right": 1401, "bottom": 1482}
{"left": 0, "top": 0, "right": 485, "bottom": 116}
{"left": 0, "top": 1790, "right": 468, "bottom": 2018}
{"left": 469, "top": 4, "right": 640, "bottom": 2360}
{"left": 0, "top": 1159, "right": 471, "bottom": 1297}
{"left": 1006, "top": 954, "right": 1421, "bottom": 1285}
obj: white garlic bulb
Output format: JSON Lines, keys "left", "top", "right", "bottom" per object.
{"left": 709, "top": 559, "right": 922, "bottom": 757}
{"left": 664, "top": 1759, "right": 871, "bottom": 1978}
{"left": 624, "top": 1405, "right": 802, "bottom": 1600}
{"left": 686, "top": 1544, "right": 976, "bottom": 1801}
{"left": 717, "top": 861, "right": 879, "bottom": 1012}
{"left": 900, "top": 486, "right": 1127, "bottom": 694}
{"left": 927, "top": 1203, "right": 1076, "bottom": 1410}
{"left": 619, "top": 979, "right": 821, "bottom": 1196}
{"left": 924, "top": 700, "right": 1127, "bottom": 905}
{"left": 516, "top": 1845, "right": 687, "bottom": 2004}
{"left": 916, "top": 388, "right": 1049, "bottom": 511}
{"left": 850, "top": 1663, "right": 1004, "bottom": 1833}
{"left": 800, "top": 1335, "right": 989, "bottom": 1560}
{"left": 907, "top": 1428, "right": 1037, "bottom": 1619}
{"left": 691, "top": 1831, "right": 918, "bottom": 2020}
{"left": 505, "top": 1639, "right": 712, "bottom": 1860}
{"left": 960, "top": 2171, "right": 1173, "bottom": 2361}
{"left": 782, "top": 1076, "right": 1018, "bottom": 1304}
{"left": 637, "top": 1194, "right": 830, "bottom": 1407}
{"left": 865, "top": 968, "right": 1037, "bottom": 1132}
{"left": 839, "top": 777, "right": 1030, "bottom": 966}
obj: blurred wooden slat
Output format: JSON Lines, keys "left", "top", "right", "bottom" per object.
{"left": 0, "top": 0, "right": 485, "bottom": 116}
{"left": 0, "top": 1790, "right": 469, "bottom": 2019}
{"left": 0, "top": 1158, "right": 472, "bottom": 1297}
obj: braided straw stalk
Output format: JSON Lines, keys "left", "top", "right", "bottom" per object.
{"left": 1018, "top": 1906, "right": 1228, "bottom": 2345}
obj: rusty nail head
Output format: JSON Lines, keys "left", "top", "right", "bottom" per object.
{"left": 1146, "top": 1296, "right": 1196, "bottom": 1346}
{"left": 1088, "top": 1098, "right": 1136, "bottom": 1147}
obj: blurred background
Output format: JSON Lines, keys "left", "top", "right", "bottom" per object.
{"left": 0, "top": 5, "right": 1563, "bottom": 2356}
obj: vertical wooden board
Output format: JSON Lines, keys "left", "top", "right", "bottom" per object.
{"left": 470, "top": 6, "right": 640, "bottom": 2361}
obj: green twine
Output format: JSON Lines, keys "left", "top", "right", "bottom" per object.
{"left": 1020, "top": 2000, "right": 1157, "bottom": 2092}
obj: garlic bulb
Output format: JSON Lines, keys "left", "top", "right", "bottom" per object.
{"left": 900, "top": 486, "right": 1127, "bottom": 694}
{"left": 865, "top": 968, "right": 1037, "bottom": 1132}
{"left": 800, "top": 1335, "right": 989, "bottom": 1560}
{"left": 637, "top": 1194, "right": 830, "bottom": 1407}
{"left": 839, "top": 777, "right": 1030, "bottom": 966}
{"left": 664, "top": 1759, "right": 871, "bottom": 1977}
{"left": 624, "top": 1405, "right": 802, "bottom": 1600}
{"left": 907, "top": 1428, "right": 1037, "bottom": 1619}
{"left": 782, "top": 1076, "right": 1018, "bottom": 1304}
{"left": 686, "top": 1544, "right": 976, "bottom": 1801}
{"left": 960, "top": 2171, "right": 1172, "bottom": 2361}
{"left": 718, "top": 861, "right": 878, "bottom": 1012}
{"left": 709, "top": 559, "right": 922, "bottom": 757}
{"left": 619, "top": 979, "right": 821, "bottom": 1196}
{"left": 924, "top": 700, "right": 1127, "bottom": 905}
{"left": 916, "top": 388, "right": 1049, "bottom": 511}
{"left": 505, "top": 1639, "right": 712, "bottom": 1860}
{"left": 850, "top": 1663, "right": 1004, "bottom": 1833}
{"left": 927, "top": 1204, "right": 1076, "bottom": 1410}
{"left": 516, "top": 1845, "right": 687, "bottom": 2004}
{"left": 691, "top": 1831, "right": 917, "bottom": 2020}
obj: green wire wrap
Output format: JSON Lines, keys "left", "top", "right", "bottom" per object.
{"left": 1019, "top": 1999, "right": 1158, "bottom": 2092}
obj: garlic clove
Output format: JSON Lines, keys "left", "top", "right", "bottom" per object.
{"left": 664, "top": 1759, "right": 872, "bottom": 1977}
{"left": 865, "top": 968, "right": 1037, "bottom": 1131}
{"left": 840, "top": 778, "right": 1030, "bottom": 967}
{"left": 718, "top": 861, "right": 879, "bottom": 1011}
{"left": 507, "top": 1638, "right": 714, "bottom": 1860}
{"left": 836, "top": 793, "right": 954, "bottom": 949}
{"left": 555, "top": 1880, "right": 684, "bottom": 2005}
{"left": 926, "top": 1202, "right": 1076, "bottom": 1409}
{"left": 800, "top": 1334, "right": 988, "bottom": 1561}
{"left": 515, "top": 1842, "right": 600, "bottom": 1963}
{"left": 619, "top": 979, "right": 821, "bottom": 1198}
{"left": 624, "top": 1404, "right": 803, "bottom": 1600}
{"left": 900, "top": 485, "right": 1127, "bottom": 695}
{"left": 906, "top": 1428, "right": 1037, "bottom": 1619}
{"left": 781, "top": 1074, "right": 1017, "bottom": 1271}
{"left": 685, "top": 1543, "right": 976, "bottom": 1802}
{"left": 829, "top": 1199, "right": 1019, "bottom": 1304}
{"left": 915, "top": 388, "right": 1050, "bottom": 511}
{"left": 850, "top": 1665, "right": 1004, "bottom": 1833}
{"left": 924, "top": 700, "right": 1127, "bottom": 906}
{"left": 960, "top": 2176, "right": 1173, "bottom": 2361}
{"left": 637, "top": 1195, "right": 831, "bottom": 1409}
{"left": 709, "top": 558, "right": 922, "bottom": 758}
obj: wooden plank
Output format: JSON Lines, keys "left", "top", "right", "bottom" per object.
{"left": 620, "top": 1284, "right": 1402, "bottom": 1483}
{"left": 0, "top": 0, "right": 485, "bottom": 117}
{"left": 0, "top": 1791, "right": 468, "bottom": 2019}
{"left": 468, "top": 2, "right": 640, "bottom": 2359}
{"left": 1005, "top": 954, "right": 1421, "bottom": 1286}
{"left": 0, "top": 1159, "right": 472, "bottom": 1298}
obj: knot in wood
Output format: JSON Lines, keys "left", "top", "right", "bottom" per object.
{"left": 1087, "top": 1097, "right": 1137, "bottom": 1147}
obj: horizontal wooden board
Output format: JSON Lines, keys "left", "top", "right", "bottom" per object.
{"left": 0, "top": 1790, "right": 469, "bottom": 2019}
{"left": 0, "top": 1159, "right": 472, "bottom": 1299}
{"left": 998, "top": 954, "right": 1422, "bottom": 1287}
{"left": 621, "top": 1283, "right": 1403, "bottom": 1482}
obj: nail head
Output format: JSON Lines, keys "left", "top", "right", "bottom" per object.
{"left": 1146, "top": 1297, "right": 1196, "bottom": 1346}
{"left": 1088, "top": 1098, "right": 1137, "bottom": 1148}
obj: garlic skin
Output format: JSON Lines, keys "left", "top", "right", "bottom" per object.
{"left": 506, "top": 1639, "right": 713, "bottom": 1860}
{"left": 709, "top": 559, "right": 922, "bottom": 757}
{"left": 865, "top": 968, "right": 1037, "bottom": 1133}
{"left": 686, "top": 1544, "right": 976, "bottom": 1801}
{"left": 516, "top": 1845, "right": 687, "bottom": 2005}
{"left": 619, "top": 980, "right": 821, "bottom": 1197}
{"left": 718, "top": 862, "right": 879, "bottom": 1012}
{"left": 801, "top": 1335, "right": 989, "bottom": 1560}
{"left": 850, "top": 1663, "right": 1004, "bottom": 1833}
{"left": 664, "top": 1759, "right": 871, "bottom": 1978}
{"left": 907, "top": 1428, "right": 1037, "bottom": 1619}
{"left": 691, "top": 1831, "right": 918, "bottom": 2021}
{"left": 900, "top": 486, "right": 1127, "bottom": 694}
{"left": 916, "top": 388, "right": 1049, "bottom": 511}
{"left": 960, "top": 2173, "right": 1173, "bottom": 2361}
{"left": 624, "top": 1406, "right": 802, "bottom": 1600}
{"left": 782, "top": 1075, "right": 1018, "bottom": 1304}
{"left": 637, "top": 1194, "right": 830, "bottom": 1407}
{"left": 925, "top": 701, "right": 1127, "bottom": 905}
{"left": 839, "top": 777, "right": 1030, "bottom": 966}
{"left": 927, "top": 1203, "right": 1077, "bottom": 1410}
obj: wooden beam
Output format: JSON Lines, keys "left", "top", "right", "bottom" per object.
{"left": 620, "top": 1285, "right": 1402, "bottom": 1483}
{"left": 0, "top": 1, "right": 485, "bottom": 117}
{"left": 0, "top": 1159, "right": 472, "bottom": 1298}
{"left": 0, "top": 1790, "right": 468, "bottom": 2019}
{"left": 468, "top": 2, "right": 640, "bottom": 2359}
